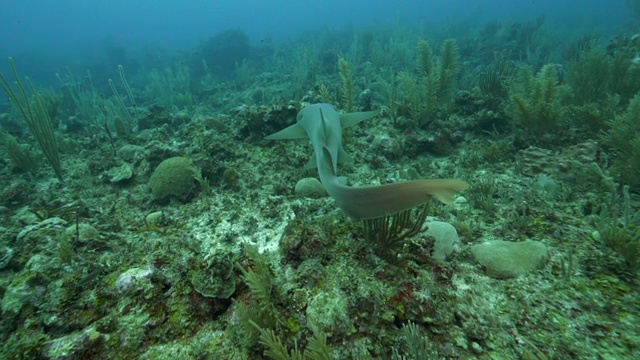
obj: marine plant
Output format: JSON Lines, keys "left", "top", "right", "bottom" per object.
{"left": 235, "top": 59, "right": 254, "bottom": 89}
{"left": 257, "top": 328, "right": 331, "bottom": 360}
{"left": 565, "top": 39, "right": 640, "bottom": 134}
{"left": 506, "top": 63, "right": 569, "bottom": 144}
{"left": 437, "top": 38, "right": 461, "bottom": 103}
{"left": 397, "top": 321, "right": 436, "bottom": 359}
{"left": 0, "top": 57, "right": 63, "bottom": 181}
{"left": 416, "top": 39, "right": 439, "bottom": 124}
{"left": 467, "top": 175, "right": 497, "bottom": 213}
{"left": 363, "top": 203, "right": 430, "bottom": 262}
{"left": 477, "top": 50, "right": 512, "bottom": 99}
{"left": 338, "top": 57, "right": 356, "bottom": 112}
{"left": 235, "top": 245, "right": 280, "bottom": 347}
{"left": 235, "top": 242, "right": 335, "bottom": 359}
{"left": 56, "top": 66, "right": 136, "bottom": 146}
{"left": 107, "top": 65, "right": 137, "bottom": 126}
{"left": 565, "top": 40, "right": 612, "bottom": 106}
{"left": 144, "top": 64, "right": 194, "bottom": 111}
{"left": 596, "top": 185, "right": 640, "bottom": 272}
{"left": 599, "top": 92, "right": 640, "bottom": 188}
{"left": 398, "top": 38, "right": 461, "bottom": 128}
{"left": 0, "top": 131, "right": 40, "bottom": 176}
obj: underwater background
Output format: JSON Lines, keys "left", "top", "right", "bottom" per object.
{"left": 1, "top": 0, "right": 640, "bottom": 359}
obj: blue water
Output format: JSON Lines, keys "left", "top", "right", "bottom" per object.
{"left": 0, "top": 0, "right": 634, "bottom": 85}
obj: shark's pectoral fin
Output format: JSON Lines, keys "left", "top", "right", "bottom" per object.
{"left": 338, "top": 146, "right": 354, "bottom": 164}
{"left": 340, "top": 110, "right": 380, "bottom": 128}
{"left": 265, "top": 123, "right": 307, "bottom": 140}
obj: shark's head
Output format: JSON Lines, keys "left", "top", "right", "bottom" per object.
{"left": 265, "top": 103, "right": 378, "bottom": 173}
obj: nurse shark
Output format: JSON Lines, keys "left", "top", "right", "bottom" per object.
{"left": 266, "top": 103, "right": 469, "bottom": 220}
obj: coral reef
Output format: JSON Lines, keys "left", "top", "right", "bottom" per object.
{"left": 0, "top": 21, "right": 639, "bottom": 360}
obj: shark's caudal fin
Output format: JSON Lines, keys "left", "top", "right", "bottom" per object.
{"left": 332, "top": 179, "right": 469, "bottom": 220}
{"left": 318, "top": 147, "right": 469, "bottom": 219}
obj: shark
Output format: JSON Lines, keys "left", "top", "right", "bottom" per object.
{"left": 266, "top": 103, "right": 469, "bottom": 220}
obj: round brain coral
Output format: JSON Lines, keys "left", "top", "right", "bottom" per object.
{"left": 148, "top": 156, "right": 198, "bottom": 201}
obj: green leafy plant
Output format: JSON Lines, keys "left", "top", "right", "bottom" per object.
{"left": 565, "top": 40, "right": 640, "bottom": 135}
{"left": 566, "top": 40, "right": 612, "bottom": 105}
{"left": 506, "top": 63, "right": 569, "bottom": 143}
{"left": 478, "top": 50, "right": 512, "bottom": 98}
{"left": 0, "top": 131, "right": 40, "bottom": 176}
{"left": 599, "top": 92, "right": 640, "bottom": 188}
{"left": 257, "top": 328, "right": 331, "bottom": 360}
{"left": 402, "top": 322, "right": 435, "bottom": 359}
{"left": 235, "top": 245, "right": 280, "bottom": 347}
{"left": 596, "top": 185, "right": 640, "bottom": 272}
{"left": 0, "top": 57, "right": 63, "bottom": 181}
{"left": 363, "top": 203, "right": 430, "bottom": 262}
{"left": 338, "top": 57, "right": 356, "bottom": 112}
{"left": 398, "top": 38, "right": 461, "bottom": 128}
{"left": 437, "top": 38, "right": 460, "bottom": 102}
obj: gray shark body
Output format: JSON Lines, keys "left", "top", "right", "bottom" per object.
{"left": 266, "top": 103, "right": 468, "bottom": 219}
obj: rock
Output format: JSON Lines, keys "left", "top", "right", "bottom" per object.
{"left": 306, "top": 288, "right": 349, "bottom": 335}
{"left": 515, "top": 141, "right": 602, "bottom": 184}
{"left": 115, "top": 268, "right": 154, "bottom": 293}
{"left": 116, "top": 144, "right": 145, "bottom": 163}
{"left": 145, "top": 211, "right": 164, "bottom": 228}
{"left": 294, "top": 177, "right": 326, "bottom": 198}
{"left": 191, "top": 248, "right": 236, "bottom": 299}
{"left": 64, "top": 223, "right": 99, "bottom": 243}
{"left": 17, "top": 217, "right": 67, "bottom": 244}
{"left": 191, "top": 266, "right": 236, "bottom": 299}
{"left": 44, "top": 326, "right": 103, "bottom": 360}
{"left": 425, "top": 221, "right": 461, "bottom": 261}
{"left": 106, "top": 163, "right": 133, "bottom": 183}
{"left": 471, "top": 240, "right": 548, "bottom": 278}
{"left": 172, "top": 111, "right": 191, "bottom": 125}
{"left": 371, "top": 134, "right": 401, "bottom": 158}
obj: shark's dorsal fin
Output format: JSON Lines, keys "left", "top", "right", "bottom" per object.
{"left": 304, "top": 156, "right": 317, "bottom": 170}
{"left": 264, "top": 123, "right": 307, "bottom": 140}
{"left": 340, "top": 110, "right": 379, "bottom": 128}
